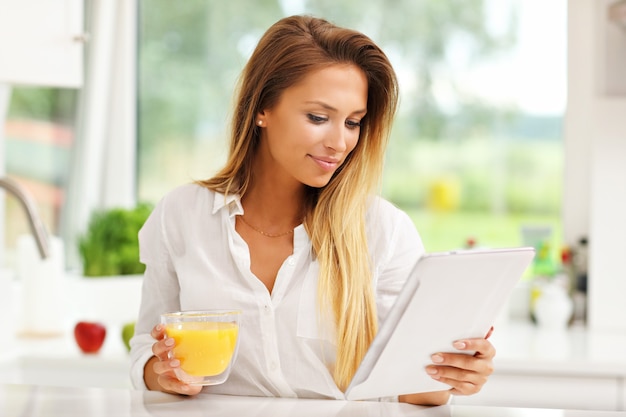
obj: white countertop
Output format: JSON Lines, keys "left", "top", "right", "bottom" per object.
{"left": 3, "top": 383, "right": 625, "bottom": 417}
{"left": 4, "top": 274, "right": 626, "bottom": 411}
{"left": 0, "top": 325, "right": 132, "bottom": 389}
{"left": 489, "top": 320, "right": 626, "bottom": 378}
{"left": 4, "top": 318, "right": 626, "bottom": 391}
{"left": 5, "top": 273, "right": 625, "bottom": 383}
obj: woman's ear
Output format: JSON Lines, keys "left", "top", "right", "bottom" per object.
{"left": 256, "top": 110, "right": 266, "bottom": 127}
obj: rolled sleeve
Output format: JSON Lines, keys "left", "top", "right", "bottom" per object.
{"left": 129, "top": 333, "right": 157, "bottom": 389}
{"left": 129, "top": 197, "right": 181, "bottom": 389}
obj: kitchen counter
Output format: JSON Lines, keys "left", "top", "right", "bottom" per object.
{"left": 3, "top": 383, "right": 626, "bottom": 417}
{"left": 0, "top": 331, "right": 132, "bottom": 389}
{"left": 0, "top": 274, "right": 140, "bottom": 389}
{"left": 4, "top": 271, "right": 626, "bottom": 411}
{"left": 4, "top": 319, "right": 626, "bottom": 410}
{"left": 490, "top": 320, "right": 626, "bottom": 376}
{"left": 452, "top": 320, "right": 626, "bottom": 410}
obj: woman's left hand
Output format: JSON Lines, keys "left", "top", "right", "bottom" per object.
{"left": 424, "top": 327, "right": 495, "bottom": 396}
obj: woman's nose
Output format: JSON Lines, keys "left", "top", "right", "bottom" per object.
{"left": 323, "top": 125, "right": 348, "bottom": 153}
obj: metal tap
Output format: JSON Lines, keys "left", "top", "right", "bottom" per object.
{"left": 0, "top": 177, "right": 50, "bottom": 259}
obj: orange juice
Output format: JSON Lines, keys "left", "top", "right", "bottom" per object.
{"left": 166, "top": 322, "right": 239, "bottom": 376}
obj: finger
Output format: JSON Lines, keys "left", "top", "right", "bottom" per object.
{"left": 152, "top": 336, "right": 176, "bottom": 361}
{"left": 429, "top": 352, "right": 494, "bottom": 376}
{"left": 157, "top": 374, "right": 203, "bottom": 396}
{"left": 151, "top": 323, "right": 166, "bottom": 340}
{"left": 427, "top": 363, "right": 489, "bottom": 386}
{"left": 426, "top": 338, "right": 496, "bottom": 396}
{"left": 152, "top": 357, "right": 181, "bottom": 377}
{"left": 453, "top": 338, "right": 496, "bottom": 359}
{"left": 426, "top": 361, "right": 489, "bottom": 397}
{"left": 485, "top": 326, "right": 494, "bottom": 339}
{"left": 436, "top": 373, "right": 483, "bottom": 396}
{"left": 151, "top": 359, "right": 203, "bottom": 396}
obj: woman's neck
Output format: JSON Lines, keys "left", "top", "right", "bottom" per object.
{"left": 241, "top": 180, "right": 306, "bottom": 230}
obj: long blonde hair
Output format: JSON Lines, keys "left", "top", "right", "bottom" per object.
{"left": 198, "top": 15, "right": 398, "bottom": 391}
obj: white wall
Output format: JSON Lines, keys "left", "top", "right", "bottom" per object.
{"left": 566, "top": 0, "right": 626, "bottom": 331}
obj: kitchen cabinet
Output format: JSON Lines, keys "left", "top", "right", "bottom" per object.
{"left": 0, "top": 0, "right": 84, "bottom": 87}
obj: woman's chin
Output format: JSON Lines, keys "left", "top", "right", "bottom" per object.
{"left": 304, "top": 176, "right": 333, "bottom": 189}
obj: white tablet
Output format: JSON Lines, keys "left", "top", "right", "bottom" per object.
{"left": 345, "top": 246, "right": 535, "bottom": 401}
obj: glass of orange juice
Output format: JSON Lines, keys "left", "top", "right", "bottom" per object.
{"left": 160, "top": 310, "right": 242, "bottom": 386}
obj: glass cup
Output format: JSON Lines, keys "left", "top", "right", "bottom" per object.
{"left": 160, "top": 310, "right": 242, "bottom": 386}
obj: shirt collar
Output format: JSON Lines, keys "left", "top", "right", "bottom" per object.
{"left": 213, "top": 191, "right": 309, "bottom": 245}
{"left": 212, "top": 192, "right": 243, "bottom": 217}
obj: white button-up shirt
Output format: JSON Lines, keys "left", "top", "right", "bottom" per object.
{"left": 129, "top": 184, "right": 424, "bottom": 399}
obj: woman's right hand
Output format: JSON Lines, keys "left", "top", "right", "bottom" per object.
{"left": 144, "top": 324, "right": 203, "bottom": 396}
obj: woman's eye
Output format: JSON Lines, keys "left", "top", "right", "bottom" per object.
{"left": 307, "top": 114, "right": 327, "bottom": 124}
{"left": 346, "top": 119, "right": 362, "bottom": 129}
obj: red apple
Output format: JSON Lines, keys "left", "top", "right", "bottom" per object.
{"left": 74, "top": 321, "right": 107, "bottom": 354}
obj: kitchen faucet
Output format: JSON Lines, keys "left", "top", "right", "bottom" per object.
{"left": 0, "top": 177, "right": 49, "bottom": 259}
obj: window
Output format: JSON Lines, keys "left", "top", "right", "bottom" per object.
{"left": 2, "top": 88, "right": 78, "bottom": 266}
{"left": 0, "top": 0, "right": 83, "bottom": 268}
{"left": 0, "top": 0, "right": 136, "bottom": 271}
{"left": 137, "top": 0, "right": 566, "bottom": 252}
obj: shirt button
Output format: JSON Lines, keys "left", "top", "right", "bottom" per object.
{"left": 269, "top": 362, "right": 278, "bottom": 371}
{"left": 287, "top": 256, "right": 295, "bottom": 266}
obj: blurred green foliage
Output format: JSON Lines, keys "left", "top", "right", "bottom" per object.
{"left": 138, "top": 0, "right": 518, "bottom": 152}
{"left": 5, "top": 1, "right": 562, "bottom": 256}
{"left": 78, "top": 203, "right": 153, "bottom": 277}
{"left": 137, "top": 0, "right": 562, "bottom": 251}
{"left": 407, "top": 208, "right": 562, "bottom": 253}
{"left": 383, "top": 136, "right": 562, "bottom": 214}
{"left": 8, "top": 88, "right": 77, "bottom": 123}
{"left": 306, "top": 0, "right": 519, "bottom": 141}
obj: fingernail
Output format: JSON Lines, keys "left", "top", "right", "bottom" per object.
{"left": 170, "top": 359, "right": 180, "bottom": 367}
{"left": 156, "top": 324, "right": 164, "bottom": 331}
{"left": 453, "top": 341, "right": 467, "bottom": 350}
{"left": 431, "top": 354, "right": 444, "bottom": 363}
{"left": 426, "top": 367, "right": 437, "bottom": 375}
{"left": 165, "top": 338, "right": 175, "bottom": 347}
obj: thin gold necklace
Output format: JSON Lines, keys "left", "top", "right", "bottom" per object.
{"left": 238, "top": 215, "right": 294, "bottom": 238}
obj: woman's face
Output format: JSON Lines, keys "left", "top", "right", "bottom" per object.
{"left": 257, "top": 64, "right": 368, "bottom": 189}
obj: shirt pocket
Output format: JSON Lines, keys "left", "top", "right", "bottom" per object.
{"left": 296, "top": 266, "right": 336, "bottom": 347}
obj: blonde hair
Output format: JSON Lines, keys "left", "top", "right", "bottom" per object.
{"left": 198, "top": 15, "right": 398, "bottom": 391}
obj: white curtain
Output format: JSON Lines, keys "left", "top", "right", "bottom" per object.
{"left": 62, "top": 0, "right": 138, "bottom": 269}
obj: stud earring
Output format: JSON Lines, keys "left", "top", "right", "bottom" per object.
{"left": 257, "top": 120, "right": 263, "bottom": 126}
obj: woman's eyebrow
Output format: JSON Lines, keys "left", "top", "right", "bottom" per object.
{"left": 305, "top": 100, "right": 367, "bottom": 115}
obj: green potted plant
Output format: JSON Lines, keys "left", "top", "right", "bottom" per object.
{"left": 78, "top": 203, "right": 153, "bottom": 277}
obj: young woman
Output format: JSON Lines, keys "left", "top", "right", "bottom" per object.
{"left": 129, "top": 15, "right": 495, "bottom": 405}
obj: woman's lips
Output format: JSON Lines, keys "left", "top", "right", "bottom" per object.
{"left": 309, "top": 155, "right": 340, "bottom": 171}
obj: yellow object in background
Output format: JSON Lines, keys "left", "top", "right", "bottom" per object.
{"left": 166, "top": 322, "right": 239, "bottom": 376}
{"left": 427, "top": 176, "right": 461, "bottom": 212}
